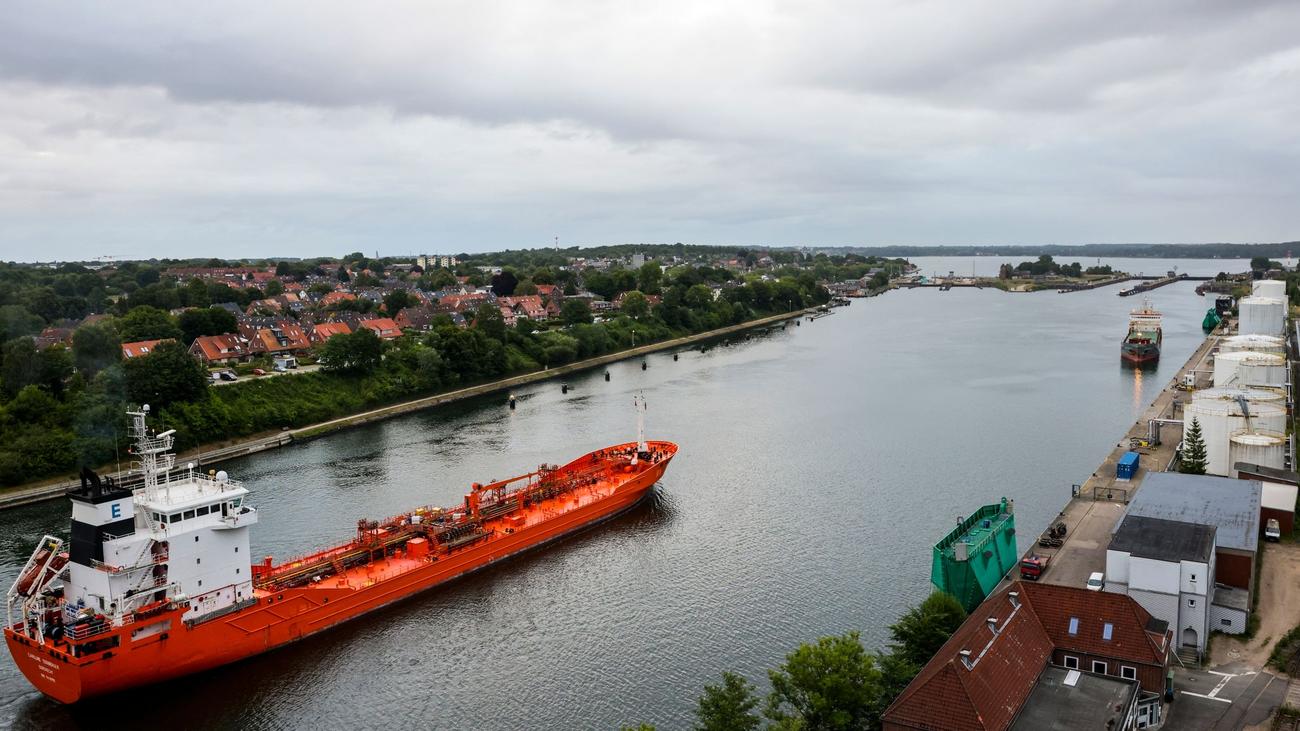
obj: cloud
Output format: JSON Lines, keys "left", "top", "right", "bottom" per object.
{"left": 0, "top": 1, "right": 1297, "bottom": 259}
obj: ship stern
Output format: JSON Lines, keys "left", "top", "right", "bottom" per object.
{"left": 5, "top": 628, "right": 83, "bottom": 704}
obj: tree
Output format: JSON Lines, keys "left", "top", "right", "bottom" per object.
{"left": 72, "top": 323, "right": 121, "bottom": 378}
{"left": 318, "top": 327, "right": 384, "bottom": 375}
{"left": 639, "top": 261, "right": 663, "bottom": 294}
{"left": 184, "top": 278, "right": 211, "bottom": 308}
{"left": 562, "top": 299, "right": 593, "bottom": 326}
{"left": 264, "top": 279, "right": 285, "bottom": 297}
{"left": 1251, "top": 256, "right": 1282, "bottom": 271}
{"left": 423, "top": 268, "right": 458, "bottom": 290}
{"left": 383, "top": 289, "right": 414, "bottom": 315}
{"left": 886, "top": 592, "right": 967, "bottom": 667}
{"left": 0, "top": 306, "right": 45, "bottom": 341}
{"left": 116, "top": 306, "right": 182, "bottom": 343}
{"left": 474, "top": 302, "right": 506, "bottom": 342}
{"left": 337, "top": 265, "right": 351, "bottom": 283}
{"left": 178, "top": 308, "right": 238, "bottom": 345}
{"left": 122, "top": 341, "right": 208, "bottom": 409}
{"left": 1181, "top": 416, "right": 1208, "bottom": 475}
{"left": 694, "top": 672, "right": 760, "bottom": 731}
{"left": 490, "top": 270, "right": 519, "bottom": 297}
{"left": 621, "top": 291, "right": 650, "bottom": 319}
{"left": 765, "top": 632, "right": 883, "bottom": 730}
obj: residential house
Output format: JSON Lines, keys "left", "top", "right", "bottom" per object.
{"left": 319, "top": 291, "right": 357, "bottom": 308}
{"left": 498, "top": 295, "right": 547, "bottom": 322}
{"left": 121, "top": 339, "right": 171, "bottom": 359}
{"left": 535, "top": 284, "right": 558, "bottom": 298}
{"left": 34, "top": 327, "right": 74, "bottom": 350}
{"left": 310, "top": 321, "right": 352, "bottom": 344}
{"left": 189, "top": 334, "right": 253, "bottom": 365}
{"left": 250, "top": 323, "right": 312, "bottom": 356}
{"left": 882, "top": 581, "right": 1170, "bottom": 731}
{"left": 1105, "top": 515, "right": 1224, "bottom": 656}
{"left": 358, "top": 318, "right": 402, "bottom": 340}
{"left": 395, "top": 307, "right": 436, "bottom": 332}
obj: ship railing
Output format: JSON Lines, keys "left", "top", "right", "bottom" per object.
{"left": 89, "top": 559, "right": 125, "bottom": 574}
{"left": 65, "top": 617, "right": 111, "bottom": 641}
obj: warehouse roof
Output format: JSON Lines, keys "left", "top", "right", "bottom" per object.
{"left": 1110, "top": 515, "right": 1215, "bottom": 564}
{"left": 1128, "top": 472, "right": 1260, "bottom": 553}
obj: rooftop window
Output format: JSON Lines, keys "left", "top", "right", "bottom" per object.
{"left": 1067, "top": 617, "right": 1079, "bottom": 635}
{"left": 1102, "top": 623, "right": 1113, "bottom": 641}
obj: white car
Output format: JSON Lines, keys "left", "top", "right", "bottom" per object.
{"left": 1266, "top": 518, "right": 1282, "bottom": 542}
{"left": 1086, "top": 572, "right": 1105, "bottom": 591}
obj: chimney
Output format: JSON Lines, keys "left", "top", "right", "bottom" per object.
{"left": 958, "top": 649, "right": 973, "bottom": 669}
{"left": 987, "top": 617, "right": 999, "bottom": 634}
{"left": 1008, "top": 591, "right": 1020, "bottom": 609}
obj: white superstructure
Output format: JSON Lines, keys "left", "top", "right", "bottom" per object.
{"left": 62, "top": 407, "right": 257, "bottom": 631}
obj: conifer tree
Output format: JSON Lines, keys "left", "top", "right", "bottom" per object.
{"left": 1181, "top": 416, "right": 1208, "bottom": 475}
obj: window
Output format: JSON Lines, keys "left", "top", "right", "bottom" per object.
{"left": 1120, "top": 666, "right": 1137, "bottom": 680}
{"left": 1068, "top": 617, "right": 1079, "bottom": 635}
{"left": 168, "top": 514, "right": 180, "bottom": 524}
{"left": 197, "top": 505, "right": 209, "bottom": 516}
{"left": 235, "top": 546, "right": 239, "bottom": 553}
{"left": 1188, "top": 598, "right": 1197, "bottom": 608}
{"left": 194, "top": 536, "right": 199, "bottom": 542}
{"left": 1222, "top": 618, "right": 1233, "bottom": 627}
{"left": 1102, "top": 623, "right": 1113, "bottom": 641}
{"left": 196, "top": 557, "right": 201, "bottom": 565}
{"left": 1092, "top": 660, "right": 1107, "bottom": 674}
{"left": 1190, "top": 573, "right": 1197, "bottom": 583}
{"left": 183, "top": 510, "right": 196, "bottom": 520}
{"left": 1063, "top": 655, "right": 1079, "bottom": 670}
{"left": 197, "top": 580, "right": 202, "bottom": 587}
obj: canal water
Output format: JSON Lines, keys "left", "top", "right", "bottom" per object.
{"left": 0, "top": 272, "right": 1229, "bottom": 729}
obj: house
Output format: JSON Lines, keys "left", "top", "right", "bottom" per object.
{"left": 189, "top": 334, "right": 253, "bottom": 365}
{"left": 882, "top": 581, "right": 1169, "bottom": 731}
{"left": 34, "top": 327, "right": 74, "bottom": 350}
{"left": 310, "top": 321, "right": 352, "bottom": 344}
{"left": 1125, "top": 472, "right": 1260, "bottom": 599}
{"left": 535, "top": 284, "right": 558, "bottom": 298}
{"left": 250, "top": 324, "right": 312, "bottom": 356}
{"left": 319, "top": 291, "right": 357, "bottom": 308}
{"left": 1105, "top": 515, "right": 1224, "bottom": 656}
{"left": 358, "top": 318, "right": 402, "bottom": 339}
{"left": 395, "top": 307, "right": 436, "bottom": 332}
{"left": 498, "top": 295, "right": 547, "bottom": 322}
{"left": 121, "top": 339, "right": 171, "bottom": 359}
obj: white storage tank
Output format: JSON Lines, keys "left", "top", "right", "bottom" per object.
{"left": 1238, "top": 296, "right": 1286, "bottom": 336}
{"left": 1192, "top": 386, "right": 1287, "bottom": 407}
{"left": 1253, "top": 279, "right": 1287, "bottom": 300}
{"left": 1218, "top": 334, "right": 1286, "bottom": 356}
{"left": 1185, "top": 399, "right": 1287, "bottom": 476}
{"left": 1213, "top": 351, "right": 1287, "bottom": 388}
{"left": 1229, "top": 430, "right": 1287, "bottom": 475}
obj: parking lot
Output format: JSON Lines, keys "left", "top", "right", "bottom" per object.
{"left": 210, "top": 363, "right": 321, "bottom": 385}
{"left": 1166, "top": 665, "right": 1288, "bottom": 730}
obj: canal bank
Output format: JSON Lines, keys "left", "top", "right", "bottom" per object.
{"left": 0, "top": 307, "right": 817, "bottom": 510}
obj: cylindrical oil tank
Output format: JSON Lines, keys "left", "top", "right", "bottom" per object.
{"left": 1213, "top": 351, "right": 1287, "bottom": 388}
{"left": 1238, "top": 296, "right": 1286, "bottom": 336}
{"left": 1253, "top": 279, "right": 1287, "bottom": 300}
{"left": 1219, "top": 334, "right": 1286, "bottom": 356}
{"left": 1185, "top": 398, "right": 1287, "bottom": 476}
{"left": 1229, "top": 430, "right": 1287, "bottom": 474}
{"left": 1192, "top": 386, "right": 1286, "bottom": 407}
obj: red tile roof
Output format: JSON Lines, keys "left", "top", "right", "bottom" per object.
{"left": 188, "top": 334, "right": 251, "bottom": 362}
{"left": 358, "top": 317, "right": 401, "bottom": 339}
{"left": 310, "top": 321, "right": 352, "bottom": 343}
{"left": 121, "top": 339, "right": 171, "bottom": 359}
{"left": 883, "top": 581, "right": 1169, "bottom": 731}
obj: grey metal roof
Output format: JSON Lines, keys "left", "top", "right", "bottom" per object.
{"left": 1011, "top": 666, "right": 1138, "bottom": 731}
{"left": 1110, "top": 515, "right": 1215, "bottom": 563}
{"left": 1127, "top": 472, "right": 1261, "bottom": 553}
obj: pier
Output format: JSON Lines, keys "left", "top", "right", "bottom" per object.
{"left": 1118, "top": 272, "right": 1194, "bottom": 296}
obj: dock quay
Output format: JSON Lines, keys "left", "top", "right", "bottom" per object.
{"left": 1029, "top": 326, "right": 1225, "bottom": 590}
{"left": 1056, "top": 275, "right": 1131, "bottom": 293}
{"left": 1118, "top": 272, "right": 1192, "bottom": 296}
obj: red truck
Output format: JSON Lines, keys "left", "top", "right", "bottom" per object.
{"left": 1020, "top": 554, "right": 1050, "bottom": 581}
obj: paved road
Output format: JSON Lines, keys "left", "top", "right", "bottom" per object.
{"left": 1168, "top": 665, "right": 1288, "bottom": 730}
{"left": 211, "top": 363, "right": 322, "bottom": 385}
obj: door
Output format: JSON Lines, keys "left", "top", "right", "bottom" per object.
{"left": 1182, "top": 626, "right": 1198, "bottom": 648}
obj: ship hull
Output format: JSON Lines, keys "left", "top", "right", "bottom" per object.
{"left": 1120, "top": 345, "right": 1160, "bottom": 364}
{"left": 7, "top": 447, "right": 673, "bottom": 704}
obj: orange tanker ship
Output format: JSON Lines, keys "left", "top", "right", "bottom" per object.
{"left": 5, "top": 402, "right": 676, "bottom": 703}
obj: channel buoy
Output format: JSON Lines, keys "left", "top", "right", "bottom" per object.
{"left": 604, "top": 371, "right": 611, "bottom": 382}
{"left": 641, "top": 361, "right": 647, "bottom": 370}
{"left": 508, "top": 394, "right": 516, "bottom": 410}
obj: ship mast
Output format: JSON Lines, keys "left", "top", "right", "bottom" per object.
{"left": 633, "top": 393, "right": 648, "bottom": 464}
{"left": 128, "top": 405, "right": 176, "bottom": 501}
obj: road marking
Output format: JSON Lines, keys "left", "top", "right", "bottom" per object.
{"left": 1180, "top": 690, "right": 1233, "bottom": 704}
{"left": 1206, "top": 672, "right": 1236, "bottom": 697}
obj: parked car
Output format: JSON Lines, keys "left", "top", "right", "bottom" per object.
{"left": 1266, "top": 518, "right": 1282, "bottom": 542}
{"left": 252, "top": 368, "right": 266, "bottom": 376}
{"left": 1086, "top": 572, "right": 1105, "bottom": 591}
{"left": 218, "top": 370, "right": 238, "bottom": 382}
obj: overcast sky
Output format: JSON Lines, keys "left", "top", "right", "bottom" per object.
{"left": 1, "top": 1, "right": 1297, "bottom": 261}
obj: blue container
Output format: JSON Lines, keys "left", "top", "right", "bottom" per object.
{"left": 1117, "top": 451, "right": 1140, "bottom": 480}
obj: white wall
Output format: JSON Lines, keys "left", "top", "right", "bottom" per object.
{"left": 1106, "top": 549, "right": 1131, "bottom": 585}
{"left": 1130, "top": 556, "right": 1181, "bottom": 594}
{"left": 1180, "top": 559, "right": 1211, "bottom": 597}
